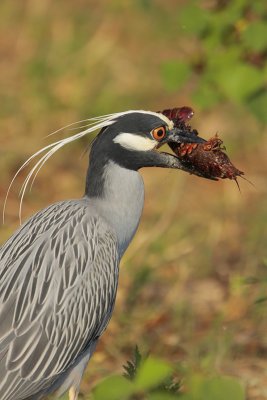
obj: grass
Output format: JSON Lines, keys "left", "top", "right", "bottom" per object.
{"left": 1, "top": 1, "right": 267, "bottom": 399}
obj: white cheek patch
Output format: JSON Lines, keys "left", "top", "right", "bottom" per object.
{"left": 113, "top": 132, "right": 157, "bottom": 151}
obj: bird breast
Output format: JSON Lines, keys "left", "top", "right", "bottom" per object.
{"left": 89, "top": 161, "right": 145, "bottom": 258}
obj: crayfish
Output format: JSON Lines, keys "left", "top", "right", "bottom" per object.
{"left": 160, "top": 107, "right": 245, "bottom": 186}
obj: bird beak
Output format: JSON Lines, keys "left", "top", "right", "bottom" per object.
{"left": 166, "top": 127, "right": 205, "bottom": 144}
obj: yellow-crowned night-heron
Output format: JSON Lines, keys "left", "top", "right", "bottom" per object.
{"left": 0, "top": 110, "right": 204, "bottom": 400}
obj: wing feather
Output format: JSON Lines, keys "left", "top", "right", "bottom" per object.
{"left": 0, "top": 199, "right": 119, "bottom": 399}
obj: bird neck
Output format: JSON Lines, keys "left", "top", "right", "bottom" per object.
{"left": 85, "top": 160, "right": 145, "bottom": 257}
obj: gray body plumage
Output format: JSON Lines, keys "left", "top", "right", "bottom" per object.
{"left": 0, "top": 110, "right": 203, "bottom": 399}
{"left": 0, "top": 162, "right": 144, "bottom": 399}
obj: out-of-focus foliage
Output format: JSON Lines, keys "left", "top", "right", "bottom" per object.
{"left": 84, "top": 348, "right": 245, "bottom": 400}
{"left": 179, "top": 375, "right": 245, "bottom": 400}
{"left": 123, "top": 345, "right": 144, "bottom": 381}
{"left": 161, "top": 0, "right": 267, "bottom": 122}
{"left": 59, "top": 349, "right": 246, "bottom": 399}
{"left": 94, "top": 355, "right": 173, "bottom": 399}
{"left": 1, "top": 1, "right": 267, "bottom": 400}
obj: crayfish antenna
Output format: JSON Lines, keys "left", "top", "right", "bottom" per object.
{"left": 234, "top": 177, "right": 241, "bottom": 193}
{"left": 240, "top": 174, "right": 255, "bottom": 188}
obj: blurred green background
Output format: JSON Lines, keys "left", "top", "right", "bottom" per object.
{"left": 0, "top": 0, "right": 267, "bottom": 399}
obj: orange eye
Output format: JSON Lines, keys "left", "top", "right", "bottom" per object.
{"left": 152, "top": 126, "right": 166, "bottom": 141}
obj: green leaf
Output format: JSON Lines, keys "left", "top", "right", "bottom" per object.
{"left": 93, "top": 375, "right": 134, "bottom": 400}
{"left": 255, "top": 296, "right": 267, "bottom": 304}
{"left": 204, "top": 45, "right": 241, "bottom": 70}
{"left": 161, "top": 61, "right": 191, "bottom": 92}
{"left": 186, "top": 374, "right": 206, "bottom": 399}
{"left": 58, "top": 395, "right": 69, "bottom": 400}
{"left": 177, "top": 396, "right": 193, "bottom": 400}
{"left": 135, "top": 357, "right": 172, "bottom": 391}
{"left": 148, "top": 392, "right": 179, "bottom": 400}
{"left": 123, "top": 345, "right": 144, "bottom": 380}
{"left": 203, "top": 376, "right": 245, "bottom": 400}
{"left": 247, "top": 90, "right": 267, "bottom": 123}
{"left": 213, "top": 63, "right": 263, "bottom": 102}
{"left": 178, "top": 3, "right": 210, "bottom": 35}
{"left": 241, "top": 22, "right": 267, "bottom": 52}
{"left": 250, "top": 2, "right": 267, "bottom": 16}
{"left": 182, "top": 374, "right": 245, "bottom": 400}
{"left": 192, "top": 82, "right": 222, "bottom": 109}
{"left": 209, "top": 0, "right": 245, "bottom": 30}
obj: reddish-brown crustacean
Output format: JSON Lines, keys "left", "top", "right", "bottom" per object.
{"left": 160, "top": 107, "right": 244, "bottom": 183}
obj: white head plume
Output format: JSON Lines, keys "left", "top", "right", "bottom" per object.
{"left": 3, "top": 110, "right": 171, "bottom": 223}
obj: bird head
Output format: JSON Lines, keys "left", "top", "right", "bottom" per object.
{"left": 5, "top": 109, "right": 205, "bottom": 221}
{"left": 89, "top": 110, "right": 205, "bottom": 171}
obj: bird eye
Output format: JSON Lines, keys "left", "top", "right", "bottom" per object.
{"left": 152, "top": 126, "right": 166, "bottom": 141}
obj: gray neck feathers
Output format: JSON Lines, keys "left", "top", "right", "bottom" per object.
{"left": 89, "top": 161, "right": 145, "bottom": 257}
